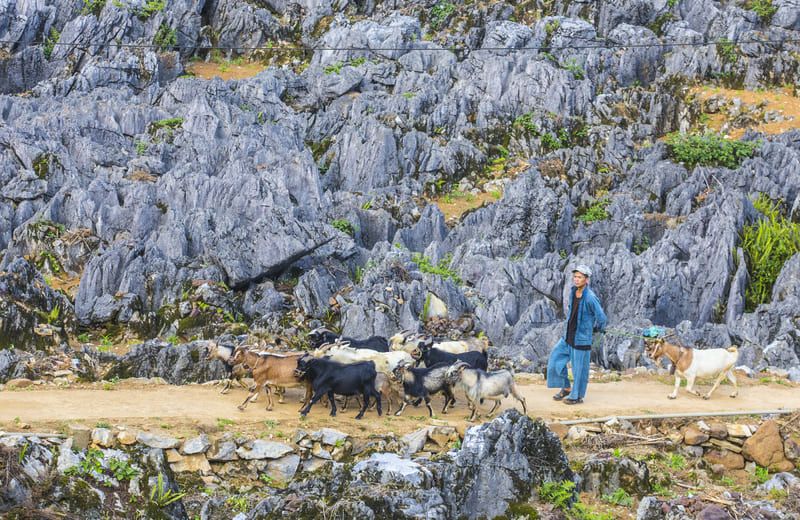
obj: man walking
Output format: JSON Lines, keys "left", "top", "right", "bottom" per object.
{"left": 547, "top": 264, "right": 607, "bottom": 405}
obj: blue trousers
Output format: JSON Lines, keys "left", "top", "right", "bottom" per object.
{"left": 546, "top": 338, "right": 591, "bottom": 400}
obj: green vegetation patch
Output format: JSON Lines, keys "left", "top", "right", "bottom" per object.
{"left": 746, "top": 0, "right": 777, "bottom": 21}
{"left": 82, "top": 0, "right": 106, "bottom": 17}
{"left": 148, "top": 117, "right": 184, "bottom": 134}
{"left": 331, "top": 218, "right": 355, "bottom": 236}
{"left": 153, "top": 22, "right": 177, "bottom": 50}
{"left": 577, "top": 198, "right": 611, "bottom": 224}
{"left": 665, "top": 132, "right": 758, "bottom": 170}
{"left": 411, "top": 252, "right": 462, "bottom": 284}
{"left": 429, "top": 2, "right": 456, "bottom": 31}
{"left": 43, "top": 28, "right": 60, "bottom": 60}
{"left": 742, "top": 194, "right": 800, "bottom": 311}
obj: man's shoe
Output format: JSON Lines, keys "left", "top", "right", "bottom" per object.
{"left": 564, "top": 398, "right": 583, "bottom": 405}
{"left": 552, "top": 389, "right": 570, "bottom": 401}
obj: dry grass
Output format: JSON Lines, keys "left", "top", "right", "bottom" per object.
{"left": 186, "top": 61, "right": 267, "bottom": 81}
{"left": 689, "top": 85, "right": 800, "bottom": 139}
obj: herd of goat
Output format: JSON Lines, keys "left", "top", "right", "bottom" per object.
{"left": 206, "top": 327, "right": 527, "bottom": 421}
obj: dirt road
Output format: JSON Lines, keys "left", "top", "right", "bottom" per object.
{"left": 1, "top": 377, "right": 797, "bottom": 437}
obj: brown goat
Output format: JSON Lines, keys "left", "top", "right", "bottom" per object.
{"left": 230, "top": 347, "right": 310, "bottom": 411}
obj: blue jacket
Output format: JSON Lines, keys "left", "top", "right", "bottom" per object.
{"left": 563, "top": 286, "right": 607, "bottom": 345}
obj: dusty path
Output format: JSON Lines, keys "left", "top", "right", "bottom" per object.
{"left": 1, "top": 378, "right": 797, "bottom": 437}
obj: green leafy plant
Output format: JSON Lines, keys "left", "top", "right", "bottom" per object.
{"left": 18, "top": 443, "right": 29, "bottom": 464}
{"left": 323, "top": 61, "right": 343, "bottom": 74}
{"left": 577, "top": 198, "right": 611, "bottom": 224}
{"left": 138, "top": 0, "right": 166, "bottom": 18}
{"left": 149, "top": 473, "right": 186, "bottom": 508}
{"left": 153, "top": 23, "right": 178, "bottom": 50}
{"left": 716, "top": 38, "right": 738, "bottom": 64}
{"left": 349, "top": 56, "right": 366, "bottom": 67}
{"left": 602, "top": 488, "right": 633, "bottom": 506}
{"left": 226, "top": 495, "right": 249, "bottom": 512}
{"left": 539, "top": 480, "right": 575, "bottom": 510}
{"left": 149, "top": 117, "right": 184, "bottom": 133}
{"left": 47, "top": 305, "right": 61, "bottom": 324}
{"left": 402, "top": 91, "right": 416, "bottom": 100}
{"left": 429, "top": 2, "right": 456, "bottom": 30}
{"left": 361, "top": 199, "right": 373, "bottom": 210}
{"left": 216, "top": 418, "right": 235, "bottom": 428}
{"left": 77, "top": 333, "right": 91, "bottom": 343}
{"left": 667, "top": 453, "right": 686, "bottom": 470}
{"left": 109, "top": 458, "right": 139, "bottom": 481}
{"left": 665, "top": 133, "right": 757, "bottom": 170}
{"left": 331, "top": 218, "right": 355, "bottom": 236}
{"left": 82, "top": 0, "right": 106, "bottom": 16}
{"left": 754, "top": 465, "right": 770, "bottom": 484}
{"left": 747, "top": 0, "right": 777, "bottom": 20}
{"left": 98, "top": 335, "right": 114, "bottom": 352}
{"left": 741, "top": 195, "right": 800, "bottom": 311}
{"left": 513, "top": 113, "right": 539, "bottom": 135}
{"left": 135, "top": 140, "right": 148, "bottom": 155}
{"left": 411, "top": 252, "right": 462, "bottom": 284}
{"left": 562, "top": 58, "right": 585, "bottom": 80}
{"left": 43, "top": 28, "right": 60, "bottom": 60}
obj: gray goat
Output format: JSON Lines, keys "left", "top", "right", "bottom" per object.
{"left": 445, "top": 361, "right": 527, "bottom": 421}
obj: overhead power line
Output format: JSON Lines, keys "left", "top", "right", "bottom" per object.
{"left": 1, "top": 36, "right": 800, "bottom": 54}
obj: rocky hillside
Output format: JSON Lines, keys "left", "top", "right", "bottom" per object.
{"left": 1, "top": 0, "right": 800, "bottom": 377}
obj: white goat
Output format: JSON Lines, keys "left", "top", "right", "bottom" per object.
{"left": 444, "top": 361, "right": 527, "bottom": 421}
{"left": 645, "top": 338, "right": 739, "bottom": 400}
{"left": 391, "top": 333, "right": 489, "bottom": 355}
{"left": 313, "top": 343, "right": 414, "bottom": 374}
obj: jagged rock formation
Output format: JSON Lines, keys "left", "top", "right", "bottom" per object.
{"left": 1, "top": 0, "right": 799, "bottom": 377}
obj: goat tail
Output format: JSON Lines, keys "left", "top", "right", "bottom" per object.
{"left": 726, "top": 346, "right": 738, "bottom": 353}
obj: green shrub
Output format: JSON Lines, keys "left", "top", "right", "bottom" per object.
{"left": 149, "top": 117, "right": 183, "bottom": 134}
{"left": 742, "top": 195, "right": 800, "bottom": 311}
{"left": 665, "top": 132, "right": 758, "bottom": 170}
{"left": 747, "top": 0, "right": 777, "bottom": 20}
{"left": 538, "top": 480, "right": 575, "bottom": 510}
{"left": 562, "top": 58, "right": 585, "bottom": 80}
{"left": 153, "top": 22, "right": 177, "bottom": 50}
{"left": 82, "top": 0, "right": 106, "bottom": 16}
{"left": 43, "top": 28, "right": 60, "bottom": 59}
{"left": 411, "top": 252, "right": 462, "bottom": 284}
{"left": 331, "top": 218, "right": 355, "bottom": 236}
{"left": 323, "top": 61, "right": 343, "bottom": 74}
{"left": 716, "top": 38, "right": 738, "bottom": 64}
{"left": 513, "top": 113, "right": 539, "bottom": 135}
{"left": 429, "top": 2, "right": 456, "bottom": 30}
{"left": 577, "top": 198, "right": 611, "bottom": 224}
{"left": 601, "top": 488, "right": 633, "bottom": 506}
{"left": 138, "top": 0, "right": 166, "bottom": 18}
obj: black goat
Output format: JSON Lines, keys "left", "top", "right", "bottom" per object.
{"left": 413, "top": 340, "right": 488, "bottom": 371}
{"left": 391, "top": 362, "right": 456, "bottom": 417}
{"left": 294, "top": 356, "right": 382, "bottom": 419}
{"left": 308, "top": 327, "right": 389, "bottom": 352}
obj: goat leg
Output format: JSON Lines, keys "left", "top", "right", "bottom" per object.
{"left": 300, "top": 388, "right": 328, "bottom": 416}
{"left": 220, "top": 379, "right": 232, "bottom": 394}
{"left": 238, "top": 384, "right": 261, "bottom": 411}
{"left": 425, "top": 396, "right": 434, "bottom": 417}
{"left": 395, "top": 396, "right": 410, "bottom": 416}
{"left": 328, "top": 391, "right": 337, "bottom": 417}
{"left": 685, "top": 374, "right": 701, "bottom": 397}
{"left": 511, "top": 384, "right": 528, "bottom": 415}
{"left": 441, "top": 388, "right": 456, "bottom": 414}
{"left": 705, "top": 370, "right": 729, "bottom": 400}
{"left": 372, "top": 388, "right": 382, "bottom": 417}
{"left": 669, "top": 376, "right": 680, "bottom": 399}
{"left": 485, "top": 397, "right": 502, "bottom": 417}
{"left": 355, "top": 390, "right": 369, "bottom": 420}
{"left": 727, "top": 369, "right": 738, "bottom": 398}
{"left": 265, "top": 384, "right": 274, "bottom": 411}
